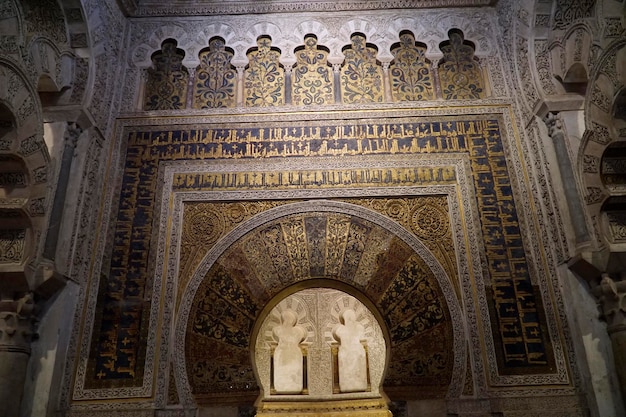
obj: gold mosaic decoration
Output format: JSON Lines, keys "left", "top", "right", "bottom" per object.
{"left": 90, "top": 115, "right": 555, "bottom": 391}
{"left": 342, "top": 196, "right": 460, "bottom": 300}
{"left": 193, "top": 37, "right": 237, "bottom": 109}
{"left": 438, "top": 29, "right": 485, "bottom": 100}
{"left": 340, "top": 33, "right": 384, "bottom": 104}
{"left": 292, "top": 35, "right": 334, "bottom": 106}
{"left": 244, "top": 36, "right": 285, "bottom": 107}
{"left": 144, "top": 39, "right": 189, "bottom": 110}
{"left": 184, "top": 208, "right": 454, "bottom": 400}
{"left": 390, "top": 31, "right": 434, "bottom": 101}
{"left": 178, "top": 200, "right": 289, "bottom": 308}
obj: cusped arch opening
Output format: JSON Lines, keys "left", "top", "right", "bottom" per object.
{"left": 0, "top": 102, "right": 16, "bottom": 138}
{"left": 558, "top": 62, "right": 588, "bottom": 94}
{"left": 179, "top": 202, "right": 461, "bottom": 412}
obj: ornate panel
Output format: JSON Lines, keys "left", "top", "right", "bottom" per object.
{"left": 244, "top": 36, "right": 285, "bottom": 107}
{"left": 389, "top": 32, "right": 434, "bottom": 101}
{"left": 340, "top": 34, "right": 383, "bottom": 104}
{"left": 292, "top": 35, "right": 334, "bottom": 106}
{"left": 144, "top": 40, "right": 189, "bottom": 110}
{"left": 438, "top": 30, "right": 485, "bottom": 100}
{"left": 192, "top": 37, "right": 237, "bottom": 109}
{"left": 0, "top": 229, "right": 26, "bottom": 263}
{"left": 553, "top": 0, "right": 596, "bottom": 30}
{"left": 81, "top": 111, "right": 562, "bottom": 398}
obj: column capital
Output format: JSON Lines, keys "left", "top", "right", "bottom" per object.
{"left": 0, "top": 292, "right": 36, "bottom": 354}
{"left": 593, "top": 274, "right": 626, "bottom": 334}
{"left": 542, "top": 111, "right": 565, "bottom": 140}
{"left": 65, "top": 121, "right": 83, "bottom": 148}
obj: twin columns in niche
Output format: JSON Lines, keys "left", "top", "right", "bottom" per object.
{"left": 272, "top": 308, "right": 369, "bottom": 395}
{"left": 254, "top": 287, "right": 387, "bottom": 404}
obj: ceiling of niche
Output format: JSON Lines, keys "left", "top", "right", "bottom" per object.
{"left": 130, "top": 0, "right": 495, "bottom": 17}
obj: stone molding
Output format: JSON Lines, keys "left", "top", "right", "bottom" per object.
{"left": 134, "top": 0, "right": 494, "bottom": 17}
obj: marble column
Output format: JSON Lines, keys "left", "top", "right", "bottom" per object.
{"left": 593, "top": 274, "right": 626, "bottom": 401}
{"left": 43, "top": 122, "right": 81, "bottom": 261}
{"left": 543, "top": 111, "right": 590, "bottom": 244}
{"left": 0, "top": 292, "right": 35, "bottom": 417}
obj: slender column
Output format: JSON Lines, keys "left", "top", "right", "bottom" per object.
{"left": 284, "top": 64, "right": 293, "bottom": 105}
{"left": 543, "top": 111, "right": 590, "bottom": 244}
{"left": 185, "top": 67, "right": 196, "bottom": 109}
{"left": 594, "top": 275, "right": 626, "bottom": 402}
{"left": 382, "top": 62, "right": 392, "bottom": 103}
{"left": 43, "top": 122, "right": 82, "bottom": 261}
{"left": 236, "top": 65, "right": 246, "bottom": 107}
{"left": 332, "top": 63, "right": 342, "bottom": 104}
{"left": 0, "top": 293, "right": 35, "bottom": 417}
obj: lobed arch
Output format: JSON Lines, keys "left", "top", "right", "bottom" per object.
{"left": 132, "top": 22, "right": 492, "bottom": 72}
{"left": 173, "top": 200, "right": 466, "bottom": 408}
{"left": 136, "top": 26, "right": 493, "bottom": 110}
{"left": 291, "top": 20, "right": 333, "bottom": 48}
{"left": 579, "top": 40, "right": 626, "bottom": 247}
{"left": 549, "top": 23, "right": 595, "bottom": 90}
{"left": 0, "top": 58, "right": 50, "bottom": 283}
{"left": 245, "top": 21, "right": 287, "bottom": 61}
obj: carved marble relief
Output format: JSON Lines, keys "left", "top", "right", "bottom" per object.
{"left": 144, "top": 39, "right": 189, "bottom": 110}
{"left": 272, "top": 310, "right": 307, "bottom": 394}
{"left": 193, "top": 37, "right": 237, "bottom": 109}
{"left": 254, "top": 289, "right": 386, "bottom": 399}
{"left": 340, "top": 33, "right": 384, "bottom": 104}
{"left": 333, "top": 309, "right": 369, "bottom": 393}
{"left": 244, "top": 36, "right": 285, "bottom": 107}
{"left": 553, "top": 0, "right": 596, "bottom": 30}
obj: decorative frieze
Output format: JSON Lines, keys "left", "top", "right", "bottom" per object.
{"left": 607, "top": 212, "right": 626, "bottom": 242}
{"left": 0, "top": 229, "right": 26, "bottom": 264}
{"left": 553, "top": 0, "right": 595, "bottom": 30}
{"left": 585, "top": 186, "right": 605, "bottom": 205}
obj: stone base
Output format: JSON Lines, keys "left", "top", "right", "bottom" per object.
{"left": 255, "top": 398, "right": 392, "bottom": 417}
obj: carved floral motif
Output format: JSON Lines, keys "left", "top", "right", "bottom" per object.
{"left": 389, "top": 32, "right": 434, "bottom": 101}
{"left": 438, "top": 30, "right": 484, "bottom": 100}
{"left": 193, "top": 37, "right": 237, "bottom": 109}
{"left": 292, "top": 35, "right": 334, "bottom": 106}
{"left": 340, "top": 34, "right": 383, "bottom": 104}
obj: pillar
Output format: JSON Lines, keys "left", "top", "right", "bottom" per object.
{"left": 0, "top": 292, "right": 35, "bottom": 417}
{"left": 43, "top": 122, "right": 82, "bottom": 261}
{"left": 543, "top": 111, "right": 590, "bottom": 244}
{"left": 594, "top": 275, "right": 626, "bottom": 402}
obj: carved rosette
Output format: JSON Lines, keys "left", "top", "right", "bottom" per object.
{"left": 0, "top": 293, "right": 36, "bottom": 354}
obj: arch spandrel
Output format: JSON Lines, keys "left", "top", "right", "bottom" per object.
{"left": 177, "top": 200, "right": 462, "bottom": 406}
